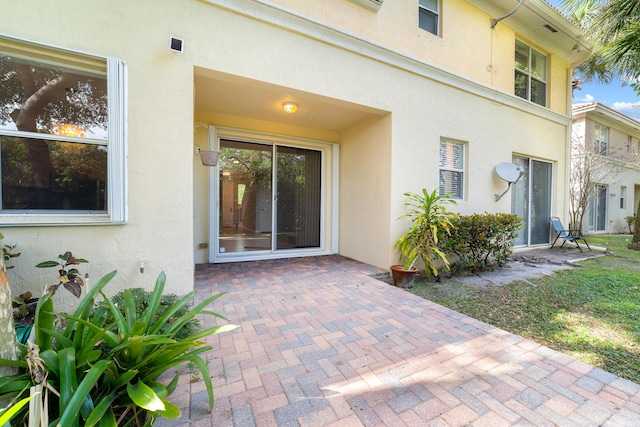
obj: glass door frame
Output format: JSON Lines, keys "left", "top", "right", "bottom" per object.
{"left": 587, "top": 184, "right": 608, "bottom": 232}
{"left": 208, "top": 126, "right": 338, "bottom": 263}
{"left": 512, "top": 155, "right": 554, "bottom": 247}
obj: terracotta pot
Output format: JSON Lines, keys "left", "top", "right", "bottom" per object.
{"left": 390, "top": 265, "right": 418, "bottom": 288}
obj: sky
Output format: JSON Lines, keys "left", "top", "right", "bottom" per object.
{"left": 573, "top": 77, "right": 640, "bottom": 119}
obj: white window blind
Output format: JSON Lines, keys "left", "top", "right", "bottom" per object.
{"left": 419, "top": 0, "right": 439, "bottom": 35}
{"left": 439, "top": 140, "right": 464, "bottom": 198}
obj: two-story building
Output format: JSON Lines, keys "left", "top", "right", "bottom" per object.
{"left": 0, "top": 0, "right": 590, "bottom": 297}
{"left": 571, "top": 102, "right": 640, "bottom": 234}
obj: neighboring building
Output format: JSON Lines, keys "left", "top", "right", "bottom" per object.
{"left": 0, "top": 0, "right": 590, "bottom": 297}
{"left": 571, "top": 103, "right": 640, "bottom": 233}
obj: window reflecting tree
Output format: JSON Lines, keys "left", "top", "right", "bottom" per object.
{"left": 0, "top": 53, "right": 108, "bottom": 210}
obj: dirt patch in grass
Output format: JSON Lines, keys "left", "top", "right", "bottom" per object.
{"left": 399, "top": 236, "right": 640, "bottom": 383}
{"left": 408, "top": 247, "right": 597, "bottom": 299}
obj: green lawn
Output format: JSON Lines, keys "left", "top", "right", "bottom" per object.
{"left": 409, "top": 234, "right": 640, "bottom": 383}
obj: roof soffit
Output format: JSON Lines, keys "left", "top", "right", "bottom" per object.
{"left": 466, "top": 0, "right": 591, "bottom": 63}
{"left": 197, "top": 0, "right": 572, "bottom": 126}
{"left": 574, "top": 104, "right": 640, "bottom": 135}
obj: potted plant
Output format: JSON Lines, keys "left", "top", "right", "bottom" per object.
{"left": 392, "top": 189, "right": 457, "bottom": 288}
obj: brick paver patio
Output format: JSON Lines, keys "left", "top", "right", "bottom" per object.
{"left": 156, "top": 255, "right": 640, "bottom": 426}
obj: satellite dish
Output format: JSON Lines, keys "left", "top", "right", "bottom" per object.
{"left": 494, "top": 162, "right": 524, "bottom": 201}
{"left": 495, "top": 162, "right": 524, "bottom": 183}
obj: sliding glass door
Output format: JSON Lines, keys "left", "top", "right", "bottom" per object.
{"left": 587, "top": 184, "right": 607, "bottom": 232}
{"left": 218, "top": 140, "right": 272, "bottom": 253}
{"left": 276, "top": 146, "right": 321, "bottom": 249}
{"left": 217, "top": 139, "right": 321, "bottom": 256}
{"left": 512, "top": 156, "right": 552, "bottom": 246}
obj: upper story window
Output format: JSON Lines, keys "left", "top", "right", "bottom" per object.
{"left": 0, "top": 36, "right": 127, "bottom": 225}
{"left": 514, "top": 40, "right": 547, "bottom": 107}
{"left": 439, "top": 139, "right": 464, "bottom": 199}
{"left": 594, "top": 124, "right": 608, "bottom": 156}
{"left": 627, "top": 135, "right": 632, "bottom": 153}
{"left": 419, "top": 0, "right": 439, "bottom": 36}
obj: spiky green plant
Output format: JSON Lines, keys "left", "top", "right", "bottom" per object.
{"left": 0, "top": 271, "right": 237, "bottom": 426}
{"left": 108, "top": 288, "right": 200, "bottom": 340}
{"left": 395, "top": 189, "right": 458, "bottom": 277}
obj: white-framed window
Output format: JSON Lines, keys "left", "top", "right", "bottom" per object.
{"left": 0, "top": 36, "right": 127, "bottom": 225}
{"left": 419, "top": 0, "right": 439, "bottom": 36}
{"left": 627, "top": 135, "right": 632, "bottom": 153}
{"left": 620, "top": 186, "right": 627, "bottom": 209}
{"left": 514, "top": 40, "right": 547, "bottom": 107}
{"left": 594, "top": 124, "right": 608, "bottom": 156}
{"left": 439, "top": 139, "right": 464, "bottom": 199}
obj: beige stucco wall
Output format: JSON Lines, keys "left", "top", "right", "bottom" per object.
{"left": 609, "top": 168, "right": 640, "bottom": 233}
{"left": 590, "top": 163, "right": 640, "bottom": 234}
{"left": 339, "top": 115, "right": 392, "bottom": 269}
{"left": 2, "top": 0, "right": 198, "bottom": 300}
{"left": 382, "top": 68, "right": 569, "bottom": 265}
{"left": 269, "top": 0, "right": 496, "bottom": 84}
{"left": 268, "top": 0, "right": 572, "bottom": 115}
{"left": 1, "top": 0, "right": 577, "bottom": 301}
{"left": 189, "top": 0, "right": 571, "bottom": 269}
{"left": 578, "top": 112, "right": 640, "bottom": 156}
{"left": 610, "top": 127, "right": 636, "bottom": 158}
{"left": 572, "top": 109, "right": 640, "bottom": 233}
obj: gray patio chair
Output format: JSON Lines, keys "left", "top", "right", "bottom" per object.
{"left": 550, "top": 217, "right": 591, "bottom": 252}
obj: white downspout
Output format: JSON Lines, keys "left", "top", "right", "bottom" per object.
{"left": 564, "top": 68, "right": 574, "bottom": 227}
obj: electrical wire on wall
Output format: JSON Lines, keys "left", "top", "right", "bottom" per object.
{"left": 488, "top": 23, "right": 497, "bottom": 87}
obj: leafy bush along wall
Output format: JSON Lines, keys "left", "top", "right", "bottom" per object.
{"left": 440, "top": 213, "right": 522, "bottom": 273}
{"left": 0, "top": 270, "right": 237, "bottom": 426}
{"left": 392, "top": 191, "right": 522, "bottom": 282}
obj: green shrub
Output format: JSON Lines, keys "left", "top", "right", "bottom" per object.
{"left": 0, "top": 232, "right": 20, "bottom": 269}
{"left": 0, "top": 271, "right": 237, "bottom": 426}
{"left": 13, "top": 251, "right": 87, "bottom": 328}
{"left": 441, "top": 213, "right": 522, "bottom": 272}
{"left": 625, "top": 215, "right": 636, "bottom": 234}
{"left": 36, "top": 251, "right": 88, "bottom": 298}
{"left": 108, "top": 288, "right": 200, "bottom": 340}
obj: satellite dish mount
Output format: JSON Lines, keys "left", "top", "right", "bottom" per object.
{"left": 494, "top": 162, "right": 524, "bottom": 201}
